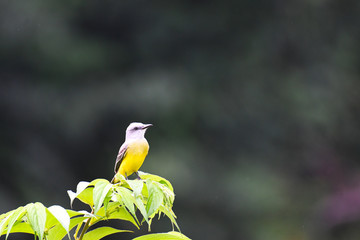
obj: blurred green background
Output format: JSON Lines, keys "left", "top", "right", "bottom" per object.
{"left": 1, "top": 1, "right": 360, "bottom": 240}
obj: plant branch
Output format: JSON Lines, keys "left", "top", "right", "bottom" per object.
{"left": 77, "top": 217, "right": 91, "bottom": 240}
{"left": 76, "top": 209, "right": 94, "bottom": 240}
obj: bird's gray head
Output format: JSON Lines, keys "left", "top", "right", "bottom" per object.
{"left": 125, "top": 122, "right": 153, "bottom": 140}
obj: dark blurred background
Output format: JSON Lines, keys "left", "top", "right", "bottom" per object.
{"left": 1, "top": 0, "right": 360, "bottom": 240}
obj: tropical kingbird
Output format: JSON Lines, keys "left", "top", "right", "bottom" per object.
{"left": 111, "top": 122, "right": 152, "bottom": 183}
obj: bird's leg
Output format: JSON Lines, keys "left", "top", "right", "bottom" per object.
{"left": 135, "top": 172, "right": 142, "bottom": 180}
{"left": 125, "top": 173, "right": 128, "bottom": 180}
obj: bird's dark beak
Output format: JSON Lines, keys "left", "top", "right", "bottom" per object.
{"left": 142, "top": 124, "right": 153, "bottom": 129}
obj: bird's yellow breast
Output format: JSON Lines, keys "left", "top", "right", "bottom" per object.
{"left": 118, "top": 139, "right": 149, "bottom": 177}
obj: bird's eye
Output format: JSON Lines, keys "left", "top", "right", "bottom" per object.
{"left": 134, "top": 127, "right": 139, "bottom": 130}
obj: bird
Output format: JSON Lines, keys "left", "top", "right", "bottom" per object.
{"left": 111, "top": 122, "right": 153, "bottom": 183}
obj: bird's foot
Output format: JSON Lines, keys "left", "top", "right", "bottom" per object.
{"left": 135, "top": 172, "right": 142, "bottom": 180}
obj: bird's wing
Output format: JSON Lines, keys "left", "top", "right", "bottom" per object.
{"left": 114, "top": 143, "right": 128, "bottom": 173}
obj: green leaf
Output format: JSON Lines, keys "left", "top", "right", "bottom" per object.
{"left": 47, "top": 216, "right": 88, "bottom": 240}
{"left": 114, "top": 186, "right": 137, "bottom": 220}
{"left": 114, "top": 173, "right": 127, "bottom": 184}
{"left": 2, "top": 222, "right": 34, "bottom": 235}
{"left": 105, "top": 205, "right": 139, "bottom": 228}
{"left": 47, "top": 205, "right": 70, "bottom": 233}
{"left": 132, "top": 231, "right": 191, "bottom": 240}
{"left": 6, "top": 206, "right": 26, "bottom": 239}
{"left": 103, "top": 192, "right": 112, "bottom": 214}
{"left": 45, "top": 209, "right": 58, "bottom": 230}
{"left": 66, "top": 209, "right": 86, "bottom": 218}
{"left": 77, "top": 210, "right": 96, "bottom": 218}
{"left": 76, "top": 187, "right": 95, "bottom": 207}
{"left": 96, "top": 202, "right": 137, "bottom": 227}
{"left": 0, "top": 210, "right": 14, "bottom": 237}
{"left": 0, "top": 213, "right": 8, "bottom": 221}
{"left": 93, "top": 180, "right": 112, "bottom": 214}
{"left": 146, "top": 180, "right": 164, "bottom": 218}
{"left": 26, "top": 202, "right": 47, "bottom": 240}
{"left": 134, "top": 197, "right": 148, "bottom": 224}
{"left": 152, "top": 182, "right": 174, "bottom": 209}
{"left": 89, "top": 178, "right": 109, "bottom": 187}
{"left": 68, "top": 181, "right": 90, "bottom": 207}
{"left": 67, "top": 179, "right": 108, "bottom": 207}
{"left": 138, "top": 172, "right": 174, "bottom": 192}
{"left": 83, "top": 226, "right": 131, "bottom": 240}
{"left": 0, "top": 209, "right": 16, "bottom": 222}
{"left": 158, "top": 205, "right": 180, "bottom": 232}
{"left": 127, "top": 180, "right": 144, "bottom": 197}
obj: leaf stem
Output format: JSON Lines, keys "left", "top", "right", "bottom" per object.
{"left": 76, "top": 209, "right": 94, "bottom": 240}
{"left": 77, "top": 217, "right": 91, "bottom": 240}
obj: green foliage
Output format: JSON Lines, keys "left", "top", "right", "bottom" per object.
{"left": 82, "top": 227, "right": 130, "bottom": 240}
{"left": 0, "top": 172, "right": 189, "bottom": 240}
